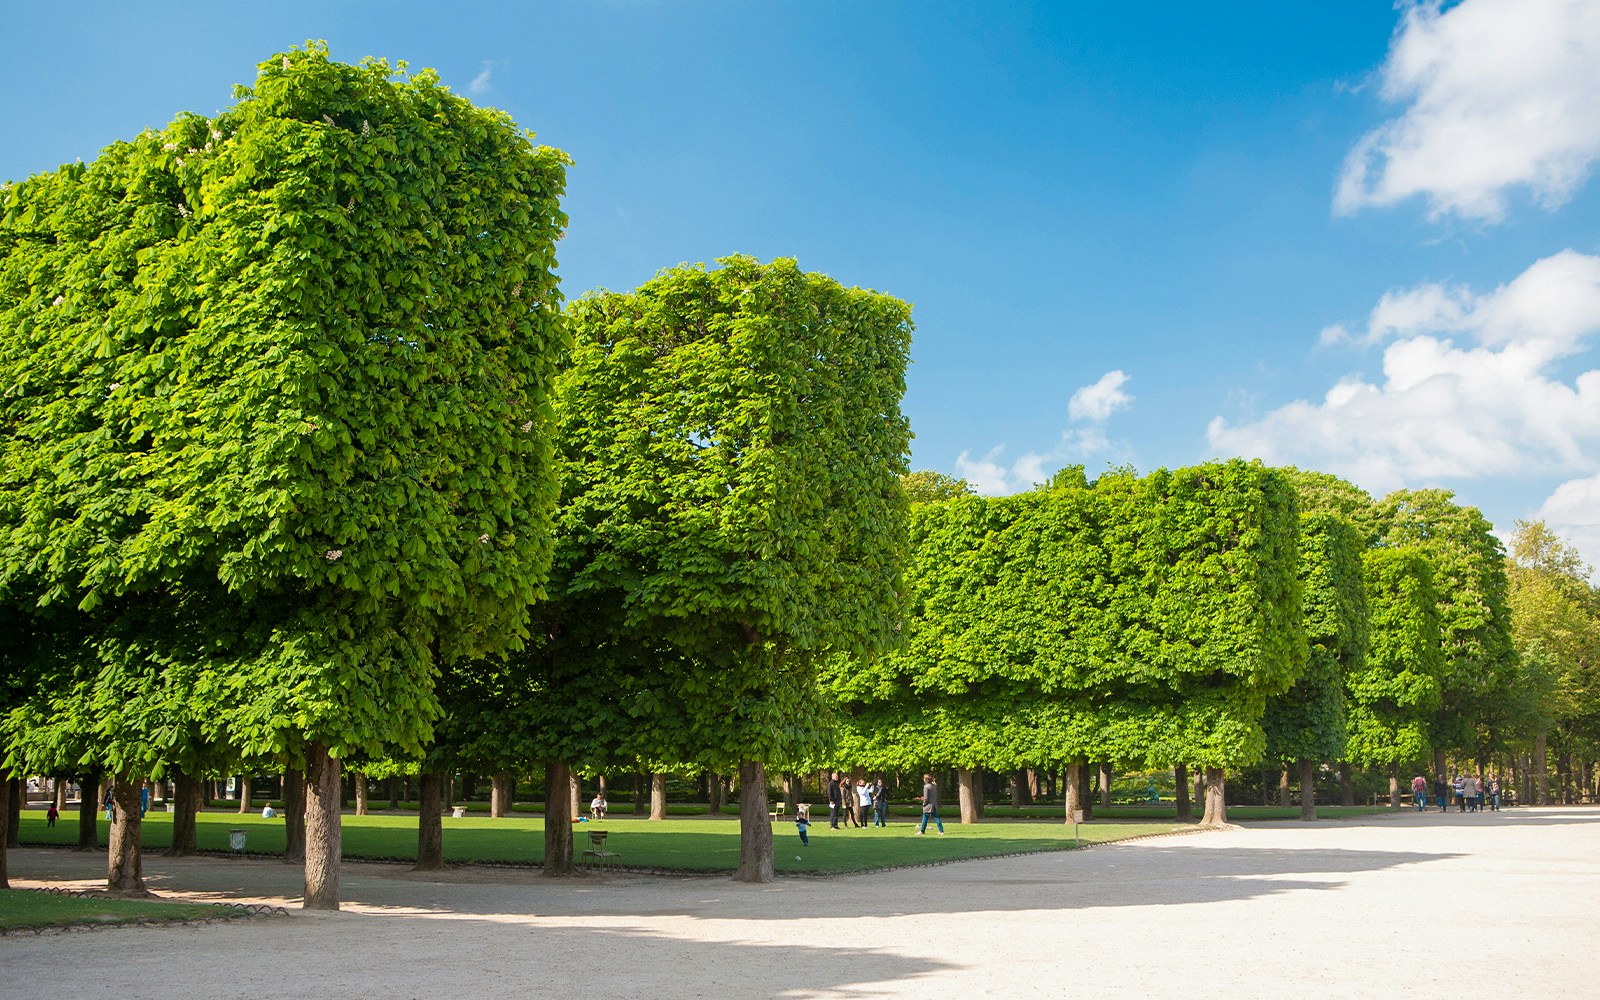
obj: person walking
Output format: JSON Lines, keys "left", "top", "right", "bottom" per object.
{"left": 873, "top": 778, "right": 888, "bottom": 827}
{"left": 1434, "top": 775, "right": 1449, "bottom": 813}
{"left": 1488, "top": 774, "right": 1501, "bottom": 811}
{"left": 826, "top": 772, "right": 842, "bottom": 830}
{"left": 1452, "top": 774, "right": 1466, "bottom": 812}
{"left": 917, "top": 772, "right": 945, "bottom": 835}
{"left": 1411, "top": 773, "right": 1427, "bottom": 810}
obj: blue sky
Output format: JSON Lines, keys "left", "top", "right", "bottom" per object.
{"left": 6, "top": 2, "right": 1600, "bottom": 570}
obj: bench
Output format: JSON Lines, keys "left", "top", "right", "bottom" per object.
{"left": 450, "top": 805, "right": 468, "bottom": 818}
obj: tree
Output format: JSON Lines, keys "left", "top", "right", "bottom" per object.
{"left": 1262, "top": 512, "right": 1366, "bottom": 819}
{"left": 900, "top": 470, "right": 974, "bottom": 505}
{"left": 830, "top": 460, "right": 1305, "bottom": 828}
{"left": 1505, "top": 520, "right": 1600, "bottom": 803}
{"left": 0, "top": 43, "right": 569, "bottom": 905}
{"left": 1346, "top": 548, "right": 1444, "bottom": 805}
{"left": 558, "top": 256, "right": 913, "bottom": 882}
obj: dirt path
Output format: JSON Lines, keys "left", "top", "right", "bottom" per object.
{"left": 4, "top": 806, "right": 1596, "bottom": 999}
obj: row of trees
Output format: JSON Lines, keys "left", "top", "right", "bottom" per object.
{"left": 1, "top": 47, "right": 916, "bottom": 901}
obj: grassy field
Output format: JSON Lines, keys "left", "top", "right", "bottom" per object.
{"left": 15, "top": 809, "right": 1190, "bottom": 875}
{"left": 0, "top": 888, "right": 251, "bottom": 932}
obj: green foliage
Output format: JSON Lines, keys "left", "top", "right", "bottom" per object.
{"left": 1505, "top": 520, "right": 1600, "bottom": 746}
{"left": 1263, "top": 512, "right": 1366, "bottom": 765}
{"left": 1375, "top": 489, "right": 1515, "bottom": 754}
{"left": 833, "top": 460, "right": 1303, "bottom": 772}
{"left": 899, "top": 470, "right": 974, "bottom": 505}
{"left": 1346, "top": 547, "right": 1443, "bottom": 766}
{"left": 533, "top": 256, "right": 913, "bottom": 769}
{"left": 0, "top": 43, "right": 569, "bottom": 769}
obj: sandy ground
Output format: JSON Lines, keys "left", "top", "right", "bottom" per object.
{"left": 3, "top": 806, "right": 1596, "bottom": 999}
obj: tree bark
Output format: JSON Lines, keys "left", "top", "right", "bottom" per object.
{"left": 707, "top": 771, "right": 723, "bottom": 814}
{"left": 167, "top": 770, "right": 202, "bottom": 857}
{"left": 734, "top": 760, "right": 774, "bottom": 883}
{"left": 1433, "top": 748, "right": 1447, "bottom": 784}
{"left": 1388, "top": 765, "right": 1401, "bottom": 810}
{"left": 282, "top": 769, "right": 306, "bottom": 863}
{"left": 1199, "top": 767, "right": 1228, "bottom": 827}
{"left": 237, "top": 777, "right": 253, "bottom": 813}
{"left": 1174, "top": 764, "right": 1191, "bottom": 821}
{"left": 1535, "top": 732, "right": 1550, "bottom": 805}
{"left": 1339, "top": 762, "right": 1354, "bottom": 807}
{"left": 303, "top": 743, "right": 342, "bottom": 910}
{"left": 1098, "top": 763, "right": 1112, "bottom": 807}
{"left": 568, "top": 770, "right": 582, "bottom": 822}
{"left": 354, "top": 773, "right": 369, "bottom": 816}
{"left": 543, "top": 760, "right": 574, "bottom": 876}
{"left": 491, "top": 773, "right": 514, "bottom": 817}
{"left": 415, "top": 771, "right": 444, "bottom": 870}
{"left": 633, "top": 773, "right": 647, "bottom": 814}
{"left": 388, "top": 776, "right": 401, "bottom": 811}
{"left": 1063, "top": 762, "right": 1083, "bottom": 824}
{"left": 1009, "top": 769, "right": 1026, "bottom": 808}
{"left": 106, "top": 775, "right": 147, "bottom": 895}
{"left": 1079, "top": 764, "right": 1094, "bottom": 821}
{"left": 5, "top": 777, "right": 19, "bottom": 848}
{"left": 76, "top": 769, "right": 101, "bottom": 850}
{"left": 1279, "top": 767, "right": 1293, "bottom": 808}
{"left": 957, "top": 768, "right": 982, "bottom": 824}
{"left": 1298, "top": 759, "right": 1317, "bottom": 820}
{"left": 649, "top": 772, "right": 668, "bottom": 820}
{"left": 0, "top": 772, "right": 10, "bottom": 888}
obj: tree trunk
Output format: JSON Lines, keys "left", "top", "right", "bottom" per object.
{"left": 633, "top": 773, "right": 647, "bottom": 814}
{"left": 54, "top": 777, "right": 67, "bottom": 812}
{"left": 1174, "top": 764, "right": 1191, "bottom": 821}
{"left": 416, "top": 771, "right": 444, "bottom": 870}
{"left": 76, "top": 769, "right": 101, "bottom": 850}
{"left": 354, "top": 773, "right": 369, "bottom": 816}
{"left": 107, "top": 775, "right": 147, "bottom": 895}
{"left": 303, "top": 743, "right": 342, "bottom": 910}
{"left": 237, "top": 777, "right": 253, "bottom": 813}
{"left": 1063, "top": 762, "right": 1083, "bottom": 824}
{"left": 1298, "top": 759, "right": 1317, "bottom": 820}
{"left": 1009, "top": 769, "right": 1025, "bottom": 807}
{"left": 1535, "top": 732, "right": 1550, "bottom": 805}
{"left": 707, "top": 772, "right": 723, "bottom": 814}
{"left": 568, "top": 770, "right": 582, "bottom": 822}
{"left": 389, "top": 776, "right": 401, "bottom": 811}
{"left": 734, "top": 761, "right": 773, "bottom": 883}
{"left": 649, "top": 772, "right": 667, "bottom": 820}
{"left": 543, "top": 760, "right": 574, "bottom": 876}
{"left": 5, "top": 777, "right": 19, "bottom": 848}
{"left": 783, "top": 772, "right": 799, "bottom": 812}
{"left": 1279, "top": 767, "right": 1293, "bottom": 808}
{"left": 167, "top": 771, "right": 202, "bottom": 857}
{"left": 1433, "top": 748, "right": 1447, "bottom": 783}
{"left": 491, "top": 774, "right": 514, "bottom": 818}
{"left": 1388, "top": 765, "right": 1401, "bottom": 810}
{"left": 1098, "top": 763, "right": 1112, "bottom": 807}
{"left": 1199, "top": 767, "right": 1228, "bottom": 827}
{"left": 957, "top": 768, "right": 982, "bottom": 824}
{"left": 0, "top": 773, "right": 9, "bottom": 888}
{"left": 282, "top": 769, "right": 306, "bottom": 863}
{"left": 1193, "top": 768, "right": 1205, "bottom": 811}
{"left": 1079, "top": 764, "right": 1095, "bottom": 821}
{"left": 1339, "top": 762, "right": 1354, "bottom": 807}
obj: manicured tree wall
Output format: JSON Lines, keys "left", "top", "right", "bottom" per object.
{"left": 557, "top": 256, "right": 913, "bottom": 881}
{"left": 0, "top": 44, "right": 569, "bottom": 905}
{"left": 832, "top": 460, "right": 1304, "bottom": 826}
{"left": 1262, "top": 512, "right": 1367, "bottom": 818}
{"left": 1376, "top": 490, "right": 1515, "bottom": 771}
{"left": 1346, "top": 547, "right": 1444, "bottom": 802}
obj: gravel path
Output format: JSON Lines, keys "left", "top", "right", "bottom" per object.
{"left": 4, "top": 806, "right": 1596, "bottom": 999}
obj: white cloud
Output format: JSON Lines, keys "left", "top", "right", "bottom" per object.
{"left": 1535, "top": 474, "right": 1600, "bottom": 579}
{"left": 1337, "top": 0, "right": 1600, "bottom": 221}
{"left": 1068, "top": 370, "right": 1133, "bottom": 421}
{"left": 1209, "top": 250, "right": 1600, "bottom": 493}
{"left": 470, "top": 63, "right": 494, "bottom": 96}
{"left": 955, "top": 447, "right": 1021, "bottom": 495}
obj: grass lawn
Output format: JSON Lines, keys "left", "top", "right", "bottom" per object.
{"left": 0, "top": 888, "right": 250, "bottom": 932}
{"left": 16, "top": 810, "right": 1185, "bottom": 875}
